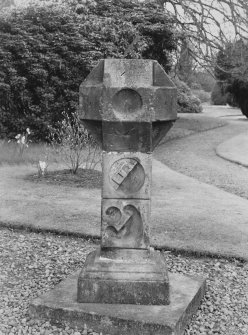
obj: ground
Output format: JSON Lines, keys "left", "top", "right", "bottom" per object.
{"left": 0, "top": 106, "right": 248, "bottom": 335}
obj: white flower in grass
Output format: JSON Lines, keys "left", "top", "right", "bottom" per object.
{"left": 21, "top": 136, "right": 25, "bottom": 144}
{"left": 38, "top": 161, "right": 48, "bottom": 176}
{"left": 15, "top": 134, "right": 21, "bottom": 139}
{"left": 26, "top": 128, "right": 31, "bottom": 134}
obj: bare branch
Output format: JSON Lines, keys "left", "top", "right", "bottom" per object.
{"left": 163, "top": 0, "right": 248, "bottom": 74}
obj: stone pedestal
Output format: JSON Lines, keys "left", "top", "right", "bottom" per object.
{"left": 76, "top": 59, "right": 178, "bottom": 306}
{"left": 77, "top": 248, "right": 170, "bottom": 305}
{"left": 30, "top": 270, "right": 206, "bottom": 335}
{"left": 30, "top": 59, "right": 206, "bottom": 334}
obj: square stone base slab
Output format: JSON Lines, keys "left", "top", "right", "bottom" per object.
{"left": 30, "top": 271, "right": 206, "bottom": 335}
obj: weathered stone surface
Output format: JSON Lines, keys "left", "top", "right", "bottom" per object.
{"left": 152, "top": 87, "right": 177, "bottom": 121}
{"left": 102, "top": 152, "right": 151, "bottom": 199}
{"left": 101, "top": 199, "right": 150, "bottom": 249}
{"left": 152, "top": 121, "right": 174, "bottom": 149}
{"left": 104, "top": 59, "right": 153, "bottom": 87}
{"left": 102, "top": 86, "right": 176, "bottom": 122}
{"left": 79, "top": 60, "right": 104, "bottom": 120}
{"left": 82, "top": 119, "right": 174, "bottom": 151}
{"left": 153, "top": 61, "right": 175, "bottom": 87}
{"left": 79, "top": 59, "right": 177, "bottom": 122}
{"left": 77, "top": 248, "right": 169, "bottom": 305}
{"left": 102, "top": 121, "right": 152, "bottom": 153}
{"left": 30, "top": 270, "right": 206, "bottom": 335}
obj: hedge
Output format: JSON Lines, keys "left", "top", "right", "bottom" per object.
{"left": 0, "top": 0, "right": 177, "bottom": 140}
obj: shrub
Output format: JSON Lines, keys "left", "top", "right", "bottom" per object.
{"left": 173, "top": 78, "right": 202, "bottom": 113}
{"left": 0, "top": 0, "right": 177, "bottom": 140}
{"left": 214, "top": 41, "right": 248, "bottom": 117}
{"left": 193, "top": 71, "right": 216, "bottom": 92}
{"left": 211, "top": 82, "right": 228, "bottom": 105}
{"left": 227, "top": 79, "right": 248, "bottom": 117}
{"left": 49, "top": 112, "right": 100, "bottom": 174}
{"left": 192, "top": 89, "right": 211, "bottom": 104}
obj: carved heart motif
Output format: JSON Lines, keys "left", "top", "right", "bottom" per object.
{"left": 104, "top": 205, "right": 143, "bottom": 248}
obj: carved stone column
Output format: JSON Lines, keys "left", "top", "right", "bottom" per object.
{"left": 77, "top": 59, "right": 177, "bottom": 305}
{"left": 30, "top": 59, "right": 206, "bottom": 335}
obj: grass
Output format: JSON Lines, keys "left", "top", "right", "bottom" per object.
{"left": 159, "top": 112, "right": 227, "bottom": 146}
{"left": 25, "top": 168, "right": 102, "bottom": 188}
{"left": 0, "top": 140, "right": 101, "bottom": 171}
{"left": 0, "top": 140, "right": 57, "bottom": 165}
{"left": 1, "top": 108, "right": 248, "bottom": 261}
{"left": 1, "top": 114, "right": 227, "bottom": 168}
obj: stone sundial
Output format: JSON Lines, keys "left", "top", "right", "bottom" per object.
{"left": 77, "top": 59, "right": 177, "bottom": 305}
{"left": 30, "top": 59, "right": 206, "bottom": 335}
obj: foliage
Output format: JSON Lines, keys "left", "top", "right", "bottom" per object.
{"left": 163, "top": 0, "right": 248, "bottom": 73}
{"left": 49, "top": 112, "right": 100, "bottom": 174}
{"left": 211, "top": 82, "right": 228, "bottom": 106}
{"left": 173, "top": 77, "right": 202, "bottom": 113}
{"left": 227, "top": 79, "right": 248, "bottom": 117}
{"left": 0, "top": 0, "right": 14, "bottom": 10}
{"left": 0, "top": 0, "right": 177, "bottom": 141}
{"left": 176, "top": 39, "right": 194, "bottom": 86}
{"left": 0, "top": 139, "right": 53, "bottom": 165}
{"left": 192, "top": 89, "right": 211, "bottom": 104}
{"left": 192, "top": 71, "right": 216, "bottom": 93}
{"left": 14, "top": 127, "right": 31, "bottom": 157}
{"left": 214, "top": 40, "right": 248, "bottom": 116}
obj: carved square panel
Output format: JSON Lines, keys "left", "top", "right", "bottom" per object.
{"left": 101, "top": 198, "right": 150, "bottom": 249}
{"left": 102, "top": 152, "right": 151, "bottom": 199}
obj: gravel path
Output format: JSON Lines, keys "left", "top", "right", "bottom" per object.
{"left": 1, "top": 227, "right": 248, "bottom": 335}
{"left": 155, "top": 121, "right": 248, "bottom": 199}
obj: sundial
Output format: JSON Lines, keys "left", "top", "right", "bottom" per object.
{"left": 30, "top": 59, "right": 206, "bottom": 335}
{"left": 77, "top": 59, "right": 177, "bottom": 304}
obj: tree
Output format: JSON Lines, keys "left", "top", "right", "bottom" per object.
{"left": 0, "top": 0, "right": 15, "bottom": 10}
{"left": 0, "top": 0, "right": 177, "bottom": 140}
{"left": 162, "top": 0, "right": 248, "bottom": 74}
{"left": 29, "top": 0, "right": 248, "bottom": 74}
{"left": 177, "top": 39, "right": 194, "bottom": 86}
{"left": 214, "top": 40, "right": 248, "bottom": 116}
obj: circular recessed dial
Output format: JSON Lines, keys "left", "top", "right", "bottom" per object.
{"left": 112, "top": 89, "right": 143, "bottom": 117}
{"left": 109, "top": 158, "right": 145, "bottom": 194}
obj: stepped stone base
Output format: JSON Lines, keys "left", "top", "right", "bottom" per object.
{"left": 30, "top": 270, "right": 206, "bottom": 335}
{"left": 78, "top": 248, "right": 170, "bottom": 305}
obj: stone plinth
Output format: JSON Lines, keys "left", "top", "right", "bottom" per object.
{"left": 30, "top": 271, "right": 206, "bottom": 335}
{"left": 77, "top": 248, "right": 169, "bottom": 305}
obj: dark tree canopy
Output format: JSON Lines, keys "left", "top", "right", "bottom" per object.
{"left": 0, "top": 0, "right": 177, "bottom": 140}
{"left": 215, "top": 40, "right": 248, "bottom": 117}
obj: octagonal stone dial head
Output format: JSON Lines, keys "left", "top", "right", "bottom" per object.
{"left": 79, "top": 59, "right": 177, "bottom": 152}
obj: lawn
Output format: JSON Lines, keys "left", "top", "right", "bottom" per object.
{"left": 0, "top": 140, "right": 57, "bottom": 166}
{"left": 0, "top": 113, "right": 226, "bottom": 167}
